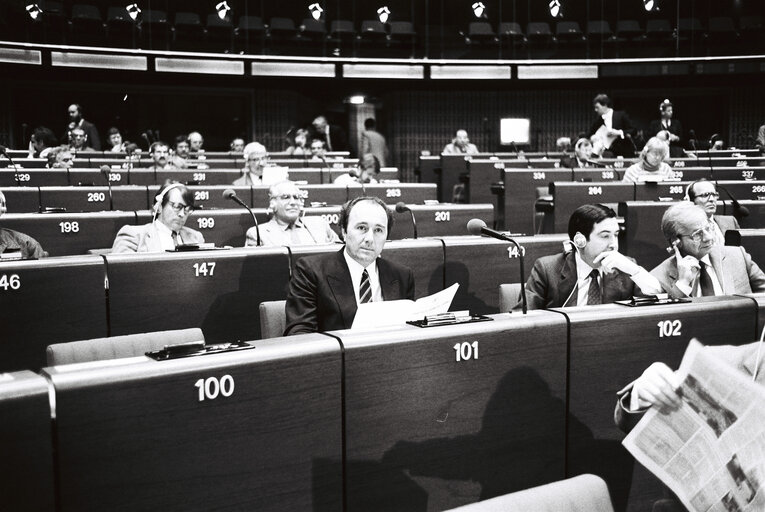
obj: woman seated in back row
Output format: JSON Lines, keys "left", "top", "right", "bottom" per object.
{"left": 622, "top": 137, "right": 674, "bottom": 183}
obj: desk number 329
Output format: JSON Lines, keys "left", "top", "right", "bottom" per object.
{"left": 454, "top": 341, "right": 478, "bottom": 362}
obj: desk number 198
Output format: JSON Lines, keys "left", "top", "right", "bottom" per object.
{"left": 454, "top": 341, "right": 478, "bottom": 362}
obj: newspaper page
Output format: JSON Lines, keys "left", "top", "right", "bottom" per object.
{"left": 351, "top": 283, "right": 459, "bottom": 330}
{"left": 623, "top": 339, "right": 765, "bottom": 512}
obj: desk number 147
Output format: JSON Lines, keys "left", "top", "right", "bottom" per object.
{"left": 454, "top": 341, "right": 479, "bottom": 362}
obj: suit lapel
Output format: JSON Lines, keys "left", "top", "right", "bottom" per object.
{"left": 326, "top": 249, "right": 357, "bottom": 328}
{"left": 709, "top": 248, "right": 730, "bottom": 294}
{"left": 378, "top": 259, "right": 401, "bottom": 300}
{"left": 559, "top": 252, "right": 577, "bottom": 306}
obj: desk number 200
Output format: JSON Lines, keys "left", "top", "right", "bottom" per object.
{"left": 194, "top": 375, "right": 235, "bottom": 401}
{"left": 453, "top": 341, "right": 478, "bottom": 362}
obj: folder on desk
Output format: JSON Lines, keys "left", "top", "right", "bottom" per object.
{"left": 351, "top": 283, "right": 459, "bottom": 330}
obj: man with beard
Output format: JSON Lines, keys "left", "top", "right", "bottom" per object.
{"left": 63, "top": 103, "right": 101, "bottom": 150}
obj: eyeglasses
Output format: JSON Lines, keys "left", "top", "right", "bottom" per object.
{"left": 271, "top": 194, "right": 303, "bottom": 202}
{"left": 680, "top": 222, "right": 715, "bottom": 243}
{"left": 167, "top": 201, "right": 193, "bottom": 214}
{"left": 695, "top": 192, "right": 719, "bottom": 200}
{"left": 247, "top": 155, "right": 268, "bottom": 162}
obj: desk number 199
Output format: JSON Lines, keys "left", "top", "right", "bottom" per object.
{"left": 454, "top": 341, "right": 478, "bottom": 362}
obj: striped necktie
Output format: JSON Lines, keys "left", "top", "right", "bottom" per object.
{"left": 359, "top": 269, "right": 372, "bottom": 304}
{"left": 587, "top": 269, "right": 602, "bottom": 305}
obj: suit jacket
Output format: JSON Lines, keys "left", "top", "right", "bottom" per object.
{"left": 232, "top": 172, "right": 261, "bottom": 186}
{"left": 714, "top": 215, "right": 740, "bottom": 234}
{"left": 360, "top": 129, "right": 389, "bottom": 167}
{"left": 0, "top": 227, "right": 46, "bottom": 259}
{"left": 311, "top": 124, "right": 349, "bottom": 153}
{"left": 587, "top": 110, "right": 636, "bottom": 158}
{"left": 285, "top": 248, "right": 415, "bottom": 335}
{"left": 650, "top": 245, "right": 765, "bottom": 298}
{"left": 111, "top": 222, "right": 205, "bottom": 253}
{"left": 559, "top": 155, "right": 590, "bottom": 169}
{"left": 246, "top": 216, "right": 339, "bottom": 247}
{"left": 63, "top": 119, "right": 101, "bottom": 151}
{"left": 522, "top": 251, "right": 639, "bottom": 310}
{"left": 648, "top": 118, "right": 684, "bottom": 157}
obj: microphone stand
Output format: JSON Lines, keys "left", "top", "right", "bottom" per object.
{"left": 319, "top": 155, "right": 331, "bottom": 185}
{"left": 0, "top": 145, "right": 21, "bottom": 185}
{"left": 224, "top": 191, "right": 261, "bottom": 246}
{"left": 100, "top": 166, "right": 114, "bottom": 210}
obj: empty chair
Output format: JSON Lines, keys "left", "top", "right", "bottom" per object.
{"left": 106, "top": 5, "right": 139, "bottom": 47}
{"left": 644, "top": 19, "right": 673, "bottom": 40}
{"left": 706, "top": 16, "right": 737, "bottom": 54}
{"left": 299, "top": 18, "right": 327, "bottom": 42}
{"left": 206, "top": 13, "right": 234, "bottom": 52}
{"left": 444, "top": 474, "right": 614, "bottom": 512}
{"left": 268, "top": 16, "right": 297, "bottom": 41}
{"left": 388, "top": 21, "right": 416, "bottom": 56}
{"left": 614, "top": 19, "right": 642, "bottom": 41}
{"left": 139, "top": 9, "right": 170, "bottom": 50}
{"left": 70, "top": 4, "right": 104, "bottom": 45}
{"left": 555, "top": 21, "right": 584, "bottom": 43}
{"left": 39, "top": 0, "right": 67, "bottom": 43}
{"left": 359, "top": 20, "right": 387, "bottom": 44}
{"left": 259, "top": 300, "right": 287, "bottom": 339}
{"left": 739, "top": 15, "right": 763, "bottom": 50}
{"left": 46, "top": 328, "right": 205, "bottom": 366}
{"left": 329, "top": 19, "right": 356, "bottom": 42}
{"left": 526, "top": 22, "right": 554, "bottom": 44}
{"left": 498, "top": 21, "right": 526, "bottom": 57}
{"left": 467, "top": 21, "right": 497, "bottom": 44}
{"left": 173, "top": 12, "right": 204, "bottom": 50}
{"left": 236, "top": 15, "right": 265, "bottom": 53}
{"left": 498, "top": 283, "right": 522, "bottom": 312}
{"left": 586, "top": 20, "right": 614, "bottom": 58}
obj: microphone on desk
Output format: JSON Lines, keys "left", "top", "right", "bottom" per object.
{"left": 99, "top": 165, "right": 115, "bottom": 210}
{"left": 0, "top": 144, "right": 22, "bottom": 186}
{"left": 223, "top": 188, "right": 261, "bottom": 246}
{"left": 467, "top": 218, "right": 527, "bottom": 314}
{"left": 715, "top": 184, "right": 750, "bottom": 221}
{"left": 395, "top": 202, "right": 418, "bottom": 239}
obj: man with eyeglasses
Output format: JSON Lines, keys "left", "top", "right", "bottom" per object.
{"left": 247, "top": 181, "right": 338, "bottom": 247}
{"left": 651, "top": 202, "right": 765, "bottom": 298}
{"left": 0, "top": 191, "right": 46, "bottom": 259}
{"left": 234, "top": 142, "right": 267, "bottom": 186}
{"left": 686, "top": 179, "right": 740, "bottom": 245}
{"left": 111, "top": 181, "right": 204, "bottom": 253}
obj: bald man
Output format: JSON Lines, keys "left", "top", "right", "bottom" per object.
{"left": 443, "top": 129, "right": 479, "bottom": 155}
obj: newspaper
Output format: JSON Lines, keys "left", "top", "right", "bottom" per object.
{"left": 623, "top": 339, "right": 765, "bottom": 512}
{"left": 351, "top": 283, "right": 459, "bottom": 330}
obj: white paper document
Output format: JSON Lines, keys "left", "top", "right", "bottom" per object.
{"left": 351, "top": 283, "right": 460, "bottom": 330}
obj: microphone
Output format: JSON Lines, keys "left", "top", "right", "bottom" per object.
{"left": 0, "top": 144, "right": 22, "bottom": 185}
{"left": 716, "top": 184, "right": 750, "bottom": 220}
{"left": 318, "top": 155, "right": 331, "bottom": 185}
{"left": 223, "top": 189, "right": 261, "bottom": 246}
{"left": 467, "top": 218, "right": 527, "bottom": 314}
{"left": 395, "top": 202, "right": 418, "bottom": 239}
{"left": 99, "top": 165, "right": 114, "bottom": 210}
{"left": 350, "top": 166, "right": 367, "bottom": 196}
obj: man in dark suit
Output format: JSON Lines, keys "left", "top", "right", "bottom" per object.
{"left": 63, "top": 103, "right": 101, "bottom": 151}
{"left": 685, "top": 179, "right": 739, "bottom": 245}
{"left": 285, "top": 196, "right": 415, "bottom": 334}
{"left": 310, "top": 115, "right": 349, "bottom": 153}
{"left": 586, "top": 94, "right": 636, "bottom": 158}
{"left": 521, "top": 204, "right": 660, "bottom": 309}
{"left": 648, "top": 99, "right": 684, "bottom": 158}
{"left": 651, "top": 202, "right": 765, "bottom": 298}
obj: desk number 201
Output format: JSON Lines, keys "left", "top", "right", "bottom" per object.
{"left": 657, "top": 319, "right": 682, "bottom": 337}
{"left": 454, "top": 341, "right": 478, "bottom": 362}
{"left": 194, "top": 375, "right": 235, "bottom": 401}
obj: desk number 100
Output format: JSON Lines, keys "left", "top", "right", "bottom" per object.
{"left": 454, "top": 341, "right": 479, "bottom": 362}
{"left": 194, "top": 375, "right": 235, "bottom": 401}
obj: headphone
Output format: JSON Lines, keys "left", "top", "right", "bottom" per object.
{"left": 572, "top": 231, "right": 587, "bottom": 249}
{"left": 683, "top": 182, "right": 693, "bottom": 201}
{"left": 659, "top": 99, "right": 672, "bottom": 113}
{"left": 153, "top": 183, "right": 184, "bottom": 218}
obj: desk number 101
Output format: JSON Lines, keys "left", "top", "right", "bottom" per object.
{"left": 454, "top": 341, "right": 479, "bottom": 362}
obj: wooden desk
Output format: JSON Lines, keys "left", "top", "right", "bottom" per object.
{"left": 39, "top": 185, "right": 150, "bottom": 212}
{"left": 336, "top": 311, "right": 568, "bottom": 511}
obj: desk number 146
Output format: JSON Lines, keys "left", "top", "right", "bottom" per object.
{"left": 454, "top": 341, "right": 479, "bottom": 362}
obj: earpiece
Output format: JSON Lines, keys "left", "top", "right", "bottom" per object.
{"left": 666, "top": 238, "right": 681, "bottom": 253}
{"left": 572, "top": 232, "right": 587, "bottom": 249}
{"left": 153, "top": 183, "right": 183, "bottom": 218}
{"left": 683, "top": 182, "right": 692, "bottom": 201}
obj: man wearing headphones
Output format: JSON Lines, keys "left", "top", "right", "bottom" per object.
{"left": 246, "top": 181, "right": 338, "bottom": 247}
{"left": 559, "top": 138, "right": 595, "bottom": 169}
{"left": 685, "top": 179, "right": 739, "bottom": 245}
{"left": 111, "top": 181, "right": 205, "bottom": 253}
{"left": 650, "top": 202, "right": 765, "bottom": 298}
{"left": 649, "top": 99, "right": 684, "bottom": 158}
{"left": 521, "top": 204, "right": 661, "bottom": 309}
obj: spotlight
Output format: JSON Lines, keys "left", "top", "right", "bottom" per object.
{"left": 308, "top": 3, "right": 324, "bottom": 21}
{"left": 643, "top": 0, "right": 657, "bottom": 11}
{"left": 472, "top": 2, "right": 486, "bottom": 18}
{"left": 348, "top": 95, "right": 365, "bottom": 105}
{"left": 126, "top": 3, "right": 141, "bottom": 21}
{"left": 215, "top": 1, "right": 231, "bottom": 21}
{"left": 25, "top": 4, "right": 42, "bottom": 20}
{"left": 377, "top": 6, "right": 391, "bottom": 24}
{"left": 549, "top": 0, "right": 562, "bottom": 18}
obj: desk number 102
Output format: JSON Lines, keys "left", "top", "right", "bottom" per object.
{"left": 453, "top": 341, "right": 478, "bottom": 362}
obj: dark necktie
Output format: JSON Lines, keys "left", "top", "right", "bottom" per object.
{"left": 359, "top": 269, "right": 372, "bottom": 304}
{"left": 699, "top": 261, "right": 715, "bottom": 296}
{"left": 171, "top": 231, "right": 179, "bottom": 247}
{"left": 587, "top": 269, "right": 602, "bottom": 305}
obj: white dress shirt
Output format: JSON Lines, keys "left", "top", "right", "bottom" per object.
{"left": 153, "top": 220, "right": 178, "bottom": 251}
{"left": 574, "top": 251, "right": 602, "bottom": 305}
{"left": 343, "top": 250, "right": 383, "bottom": 305}
{"left": 674, "top": 253, "right": 723, "bottom": 297}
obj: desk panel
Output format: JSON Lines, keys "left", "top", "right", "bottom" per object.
{"left": 501, "top": 168, "right": 572, "bottom": 234}
{"left": 561, "top": 298, "right": 757, "bottom": 512}
{"left": 252, "top": 185, "right": 348, "bottom": 208}
{"left": 468, "top": 159, "right": 505, "bottom": 206}
{"left": 346, "top": 183, "right": 437, "bottom": 205}
{"left": 68, "top": 168, "right": 128, "bottom": 186}
{"left": 39, "top": 186, "right": 149, "bottom": 212}
{"left": 106, "top": 248, "right": 291, "bottom": 342}
{"left": 711, "top": 166, "right": 765, "bottom": 181}
{"left": 619, "top": 201, "right": 674, "bottom": 270}
{"left": 338, "top": 311, "right": 568, "bottom": 511}
{"left": 417, "top": 156, "right": 440, "bottom": 187}
{"left": 550, "top": 182, "right": 634, "bottom": 233}
{"left": 0, "top": 169, "right": 68, "bottom": 187}
{"left": 392, "top": 204, "right": 494, "bottom": 240}
{"left": 46, "top": 335, "right": 343, "bottom": 512}
{"left": 715, "top": 180, "right": 765, "bottom": 201}
{"left": 182, "top": 208, "right": 269, "bottom": 248}
{"left": 148, "top": 185, "right": 252, "bottom": 211}
{"left": 129, "top": 168, "right": 241, "bottom": 186}
{"left": 738, "top": 292, "right": 765, "bottom": 335}
{"left": 442, "top": 234, "right": 569, "bottom": 314}
{"left": 724, "top": 229, "right": 765, "bottom": 268}
{"left": 0, "top": 371, "right": 55, "bottom": 512}
{"left": 0, "top": 187, "right": 41, "bottom": 213}
{"left": 1, "top": 211, "right": 138, "bottom": 256}
{"left": 633, "top": 181, "right": 691, "bottom": 201}
{"left": 440, "top": 154, "right": 469, "bottom": 203}
{"left": 731, "top": 201, "right": 765, "bottom": 229}
{"left": 0, "top": 255, "right": 108, "bottom": 372}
